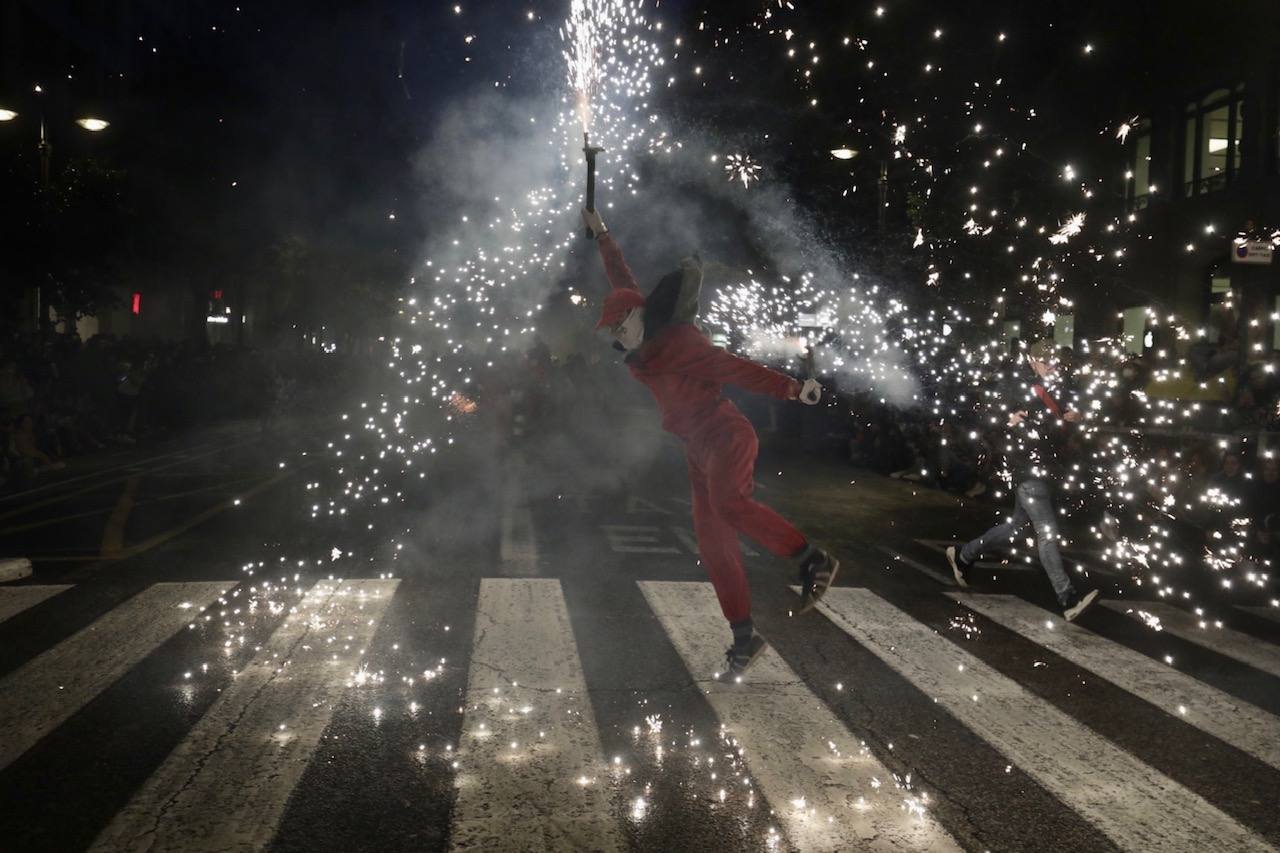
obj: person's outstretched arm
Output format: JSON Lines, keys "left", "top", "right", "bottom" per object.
{"left": 672, "top": 330, "right": 802, "bottom": 399}
{"left": 583, "top": 208, "right": 639, "bottom": 292}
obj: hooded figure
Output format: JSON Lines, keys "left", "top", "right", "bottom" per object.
{"left": 583, "top": 208, "right": 839, "bottom": 679}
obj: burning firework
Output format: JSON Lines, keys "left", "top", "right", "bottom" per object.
{"left": 723, "top": 153, "right": 762, "bottom": 188}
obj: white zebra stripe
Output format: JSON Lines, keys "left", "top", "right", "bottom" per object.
{"left": 641, "top": 580, "right": 961, "bottom": 853}
{"left": 450, "top": 578, "right": 623, "bottom": 852}
{"left": 1101, "top": 599, "right": 1280, "bottom": 680}
{"left": 0, "top": 581, "right": 233, "bottom": 771}
{"left": 0, "top": 583, "right": 72, "bottom": 625}
{"left": 951, "top": 592, "right": 1280, "bottom": 771}
{"left": 816, "top": 587, "right": 1272, "bottom": 852}
{"left": 1237, "top": 604, "right": 1280, "bottom": 626}
{"left": 91, "top": 578, "right": 398, "bottom": 853}
{"left": 877, "top": 545, "right": 955, "bottom": 586}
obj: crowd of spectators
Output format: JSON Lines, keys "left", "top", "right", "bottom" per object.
{"left": 0, "top": 330, "right": 356, "bottom": 492}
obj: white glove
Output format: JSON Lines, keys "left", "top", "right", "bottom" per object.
{"left": 798, "top": 378, "right": 822, "bottom": 405}
{"left": 581, "top": 208, "right": 607, "bottom": 239}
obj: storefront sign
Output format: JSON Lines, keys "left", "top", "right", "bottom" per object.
{"left": 1232, "top": 240, "right": 1274, "bottom": 264}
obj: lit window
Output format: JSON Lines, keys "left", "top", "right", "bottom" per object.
{"left": 1122, "top": 306, "right": 1148, "bottom": 355}
{"left": 1053, "top": 313, "right": 1075, "bottom": 349}
{"left": 1184, "top": 85, "right": 1244, "bottom": 196}
{"left": 1126, "top": 121, "right": 1152, "bottom": 209}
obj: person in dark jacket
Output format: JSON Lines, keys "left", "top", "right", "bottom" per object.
{"left": 945, "top": 339, "right": 1099, "bottom": 621}
{"left": 583, "top": 208, "right": 839, "bottom": 678}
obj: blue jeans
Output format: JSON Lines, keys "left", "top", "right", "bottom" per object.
{"left": 960, "top": 479, "right": 1075, "bottom": 605}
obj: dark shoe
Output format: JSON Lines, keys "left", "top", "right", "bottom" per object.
{"left": 797, "top": 546, "right": 840, "bottom": 613}
{"left": 721, "top": 633, "right": 768, "bottom": 680}
{"left": 1063, "top": 589, "right": 1099, "bottom": 622}
{"left": 945, "top": 546, "right": 970, "bottom": 588}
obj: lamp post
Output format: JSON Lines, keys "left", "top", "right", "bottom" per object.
{"left": 0, "top": 87, "right": 110, "bottom": 187}
{"left": 0, "top": 89, "right": 112, "bottom": 332}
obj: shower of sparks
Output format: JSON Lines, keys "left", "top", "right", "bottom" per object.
{"left": 724, "top": 153, "right": 762, "bottom": 188}
{"left": 1048, "top": 212, "right": 1086, "bottom": 244}
{"left": 236, "top": 8, "right": 1274, "bottom": 797}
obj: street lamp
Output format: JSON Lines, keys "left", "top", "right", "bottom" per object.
{"left": 0, "top": 85, "right": 112, "bottom": 183}
{"left": 830, "top": 147, "right": 859, "bottom": 160}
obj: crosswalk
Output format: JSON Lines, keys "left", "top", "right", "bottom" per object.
{"left": 0, "top": 576, "right": 1277, "bottom": 852}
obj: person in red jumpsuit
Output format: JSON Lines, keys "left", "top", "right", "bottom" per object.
{"left": 583, "top": 208, "right": 840, "bottom": 678}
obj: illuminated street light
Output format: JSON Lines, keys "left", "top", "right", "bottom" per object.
{"left": 75, "top": 117, "right": 110, "bottom": 132}
{"left": 0, "top": 109, "right": 17, "bottom": 122}
{"left": 830, "top": 147, "right": 858, "bottom": 160}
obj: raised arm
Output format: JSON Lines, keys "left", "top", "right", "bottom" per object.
{"left": 582, "top": 208, "right": 640, "bottom": 293}
{"left": 597, "top": 233, "right": 641, "bottom": 293}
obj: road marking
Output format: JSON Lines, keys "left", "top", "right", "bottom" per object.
{"left": 1238, "top": 605, "right": 1280, "bottom": 626}
{"left": 877, "top": 545, "right": 955, "bottom": 586}
{"left": 86, "top": 470, "right": 293, "bottom": 572}
{"left": 913, "top": 537, "right": 1110, "bottom": 576}
{"left": 0, "top": 474, "right": 271, "bottom": 539}
{"left": 640, "top": 580, "right": 960, "bottom": 853}
{"left": 0, "top": 557, "right": 32, "bottom": 582}
{"left": 499, "top": 453, "right": 538, "bottom": 576}
{"left": 99, "top": 475, "right": 140, "bottom": 559}
{"left": 0, "top": 439, "right": 245, "bottom": 522}
{"left": 0, "top": 442, "right": 211, "bottom": 505}
{"left": 625, "top": 494, "right": 672, "bottom": 514}
{"left": 451, "top": 578, "right": 623, "bottom": 851}
{"left": 600, "top": 524, "right": 680, "bottom": 554}
{"left": 0, "top": 584, "right": 72, "bottom": 625}
{"left": 912, "top": 538, "right": 1035, "bottom": 573}
{"left": 92, "top": 579, "right": 398, "bottom": 852}
{"left": 949, "top": 593, "right": 1280, "bottom": 772}
{"left": 815, "top": 588, "right": 1273, "bottom": 853}
{"left": 670, "top": 526, "right": 758, "bottom": 557}
{"left": 1101, "top": 600, "right": 1280, "bottom": 680}
{"left": 0, "top": 581, "right": 234, "bottom": 771}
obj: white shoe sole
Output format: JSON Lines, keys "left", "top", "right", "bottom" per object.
{"left": 1064, "top": 589, "right": 1099, "bottom": 622}
{"left": 945, "top": 547, "right": 969, "bottom": 588}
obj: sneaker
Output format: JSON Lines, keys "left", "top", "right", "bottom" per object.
{"left": 797, "top": 546, "right": 840, "bottom": 613}
{"left": 1063, "top": 589, "right": 1099, "bottom": 622}
{"left": 945, "top": 546, "right": 970, "bottom": 588}
{"left": 965, "top": 481, "right": 987, "bottom": 498}
{"left": 721, "top": 633, "right": 768, "bottom": 680}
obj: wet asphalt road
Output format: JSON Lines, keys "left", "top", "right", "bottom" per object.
{"left": 1, "top": 418, "right": 1278, "bottom": 852}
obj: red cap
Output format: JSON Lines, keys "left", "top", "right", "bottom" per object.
{"left": 594, "top": 288, "right": 645, "bottom": 331}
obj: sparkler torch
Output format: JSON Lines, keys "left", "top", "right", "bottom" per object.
{"left": 583, "top": 131, "right": 603, "bottom": 239}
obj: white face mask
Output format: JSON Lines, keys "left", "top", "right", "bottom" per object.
{"left": 612, "top": 308, "right": 644, "bottom": 351}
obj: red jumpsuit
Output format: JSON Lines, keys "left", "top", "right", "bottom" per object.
{"left": 598, "top": 235, "right": 808, "bottom": 623}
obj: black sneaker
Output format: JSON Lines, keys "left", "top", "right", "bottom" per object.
{"left": 1063, "top": 589, "right": 1099, "bottom": 622}
{"left": 721, "top": 633, "right": 768, "bottom": 680}
{"left": 945, "top": 546, "right": 970, "bottom": 588}
{"left": 797, "top": 546, "right": 840, "bottom": 613}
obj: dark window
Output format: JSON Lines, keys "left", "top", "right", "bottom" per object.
{"left": 1183, "top": 85, "right": 1244, "bottom": 196}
